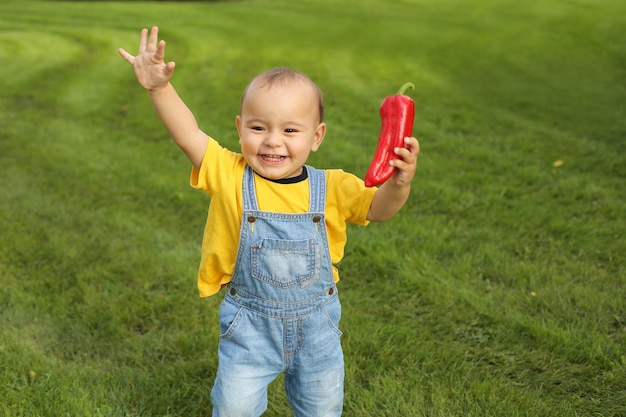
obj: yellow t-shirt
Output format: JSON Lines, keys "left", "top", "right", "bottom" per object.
{"left": 190, "top": 138, "right": 377, "bottom": 297}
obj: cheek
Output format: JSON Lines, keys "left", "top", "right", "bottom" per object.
{"left": 238, "top": 137, "right": 252, "bottom": 155}
{"left": 239, "top": 136, "right": 262, "bottom": 157}
{"left": 289, "top": 143, "right": 312, "bottom": 160}
{"left": 239, "top": 134, "right": 251, "bottom": 146}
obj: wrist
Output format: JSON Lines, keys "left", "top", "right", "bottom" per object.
{"left": 148, "top": 82, "right": 171, "bottom": 93}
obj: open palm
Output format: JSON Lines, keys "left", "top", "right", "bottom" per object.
{"left": 118, "top": 26, "right": 175, "bottom": 91}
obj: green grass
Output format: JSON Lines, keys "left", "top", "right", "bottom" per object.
{"left": 1, "top": 0, "right": 625, "bottom": 415}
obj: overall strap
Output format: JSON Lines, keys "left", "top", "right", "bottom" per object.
{"left": 305, "top": 165, "right": 326, "bottom": 213}
{"left": 242, "top": 165, "right": 258, "bottom": 211}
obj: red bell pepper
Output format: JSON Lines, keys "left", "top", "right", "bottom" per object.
{"left": 364, "top": 82, "right": 415, "bottom": 187}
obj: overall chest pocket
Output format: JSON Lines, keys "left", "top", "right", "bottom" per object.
{"left": 251, "top": 237, "right": 321, "bottom": 288}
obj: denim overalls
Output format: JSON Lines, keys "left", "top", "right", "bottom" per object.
{"left": 211, "top": 165, "right": 344, "bottom": 417}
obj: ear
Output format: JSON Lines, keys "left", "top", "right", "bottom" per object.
{"left": 235, "top": 115, "right": 243, "bottom": 139}
{"left": 310, "top": 122, "right": 326, "bottom": 152}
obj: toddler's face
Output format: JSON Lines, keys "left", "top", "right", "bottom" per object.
{"left": 236, "top": 81, "right": 326, "bottom": 180}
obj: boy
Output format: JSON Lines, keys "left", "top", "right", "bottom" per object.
{"left": 119, "top": 26, "right": 419, "bottom": 417}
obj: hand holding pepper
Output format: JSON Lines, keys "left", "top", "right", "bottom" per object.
{"left": 365, "top": 82, "right": 416, "bottom": 187}
{"left": 388, "top": 135, "right": 420, "bottom": 185}
{"left": 366, "top": 135, "right": 420, "bottom": 222}
{"left": 365, "top": 83, "right": 420, "bottom": 222}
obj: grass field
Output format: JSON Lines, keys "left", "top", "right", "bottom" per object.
{"left": 1, "top": 0, "right": 625, "bottom": 415}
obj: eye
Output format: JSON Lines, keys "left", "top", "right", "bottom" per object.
{"left": 251, "top": 126, "right": 264, "bottom": 131}
{"left": 284, "top": 128, "right": 297, "bottom": 133}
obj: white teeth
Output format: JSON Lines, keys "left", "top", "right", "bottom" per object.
{"left": 263, "top": 155, "right": 284, "bottom": 161}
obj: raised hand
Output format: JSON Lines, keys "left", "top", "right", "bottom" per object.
{"left": 118, "top": 26, "right": 175, "bottom": 91}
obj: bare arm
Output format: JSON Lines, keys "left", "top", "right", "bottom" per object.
{"left": 118, "top": 27, "right": 208, "bottom": 169}
{"left": 146, "top": 83, "right": 208, "bottom": 168}
{"left": 367, "top": 136, "right": 420, "bottom": 222}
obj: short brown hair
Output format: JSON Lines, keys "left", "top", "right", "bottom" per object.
{"left": 240, "top": 68, "right": 325, "bottom": 122}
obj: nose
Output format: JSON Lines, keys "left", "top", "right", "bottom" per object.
{"left": 263, "top": 130, "right": 282, "bottom": 147}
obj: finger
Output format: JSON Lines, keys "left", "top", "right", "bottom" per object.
{"left": 154, "top": 39, "right": 166, "bottom": 62}
{"left": 394, "top": 146, "right": 414, "bottom": 162}
{"left": 389, "top": 158, "right": 410, "bottom": 172}
{"left": 404, "top": 137, "right": 420, "bottom": 153}
{"left": 390, "top": 157, "right": 417, "bottom": 178}
{"left": 139, "top": 27, "right": 148, "bottom": 53}
{"left": 165, "top": 60, "right": 176, "bottom": 76}
{"left": 148, "top": 26, "right": 159, "bottom": 52}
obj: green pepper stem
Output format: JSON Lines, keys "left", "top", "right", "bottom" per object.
{"left": 397, "top": 82, "right": 415, "bottom": 95}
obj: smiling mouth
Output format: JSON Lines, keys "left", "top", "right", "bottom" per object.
{"left": 260, "top": 154, "right": 286, "bottom": 164}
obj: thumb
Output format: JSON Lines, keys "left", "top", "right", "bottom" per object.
{"left": 118, "top": 48, "right": 135, "bottom": 64}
